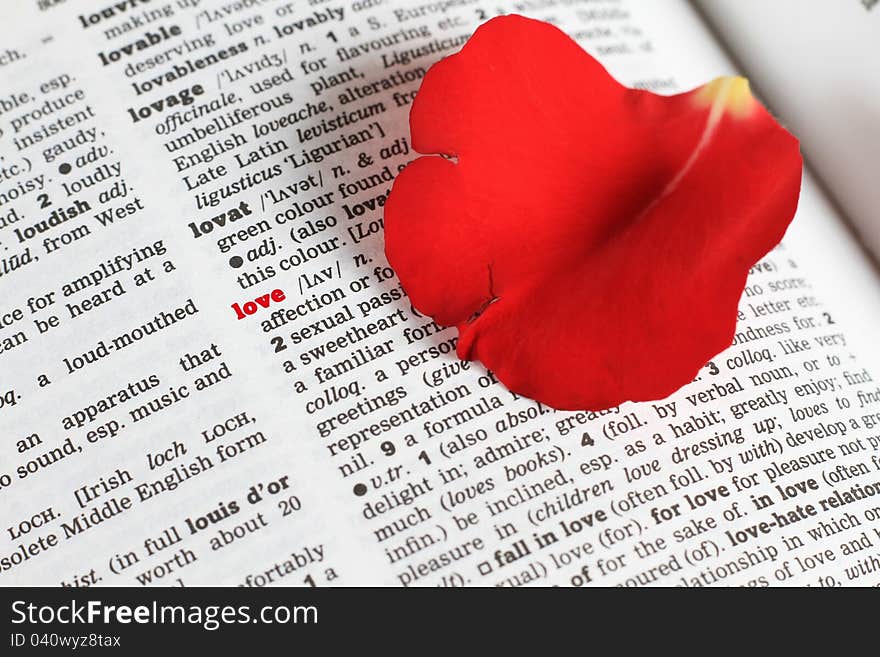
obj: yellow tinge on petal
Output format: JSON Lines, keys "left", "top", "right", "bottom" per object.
{"left": 694, "top": 76, "right": 756, "bottom": 119}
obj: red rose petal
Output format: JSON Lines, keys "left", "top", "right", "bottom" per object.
{"left": 384, "top": 15, "right": 802, "bottom": 410}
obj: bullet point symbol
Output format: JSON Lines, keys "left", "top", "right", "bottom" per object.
{"left": 58, "top": 163, "right": 71, "bottom": 174}
{"left": 353, "top": 483, "right": 367, "bottom": 496}
{"left": 229, "top": 255, "right": 243, "bottom": 268}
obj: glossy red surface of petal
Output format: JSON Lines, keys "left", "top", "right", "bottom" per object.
{"left": 385, "top": 15, "right": 802, "bottom": 410}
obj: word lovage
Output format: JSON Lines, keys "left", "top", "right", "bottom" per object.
{"left": 231, "top": 289, "right": 286, "bottom": 320}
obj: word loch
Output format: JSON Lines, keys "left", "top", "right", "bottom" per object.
{"left": 231, "top": 289, "right": 286, "bottom": 319}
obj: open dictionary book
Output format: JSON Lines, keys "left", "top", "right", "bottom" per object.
{"left": 0, "top": 0, "right": 879, "bottom": 586}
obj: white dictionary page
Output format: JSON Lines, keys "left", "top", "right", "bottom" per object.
{"left": 0, "top": 0, "right": 879, "bottom": 587}
{"left": 695, "top": 0, "right": 880, "bottom": 260}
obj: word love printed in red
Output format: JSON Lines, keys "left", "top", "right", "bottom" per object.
{"left": 385, "top": 15, "right": 802, "bottom": 411}
{"left": 232, "top": 289, "right": 286, "bottom": 319}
